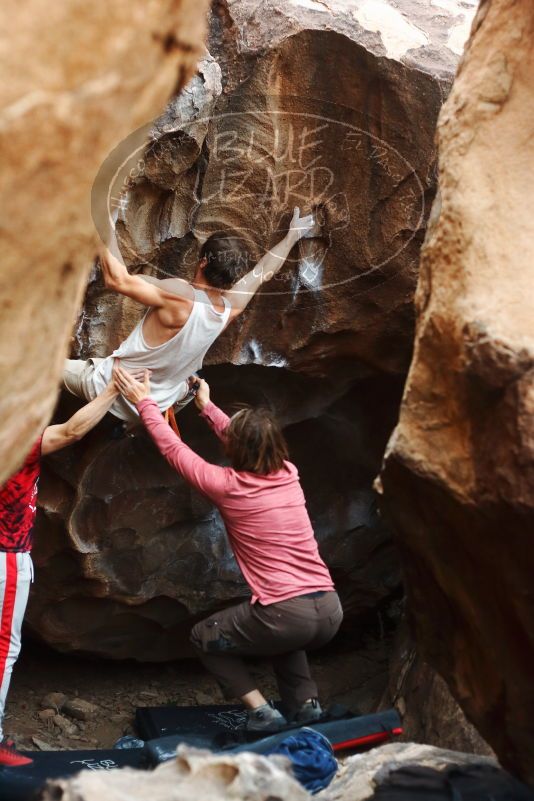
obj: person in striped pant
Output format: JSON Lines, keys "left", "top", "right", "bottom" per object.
{"left": 0, "top": 377, "right": 120, "bottom": 766}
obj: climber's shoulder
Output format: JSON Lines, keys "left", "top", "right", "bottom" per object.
{"left": 141, "top": 275, "right": 194, "bottom": 304}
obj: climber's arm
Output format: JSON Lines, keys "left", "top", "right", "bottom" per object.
{"left": 99, "top": 246, "right": 170, "bottom": 307}
{"left": 224, "top": 207, "right": 314, "bottom": 319}
{"left": 139, "top": 275, "right": 194, "bottom": 299}
{"left": 99, "top": 229, "right": 192, "bottom": 308}
{"left": 41, "top": 382, "right": 119, "bottom": 456}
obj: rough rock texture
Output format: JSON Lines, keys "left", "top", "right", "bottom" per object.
{"left": 319, "top": 742, "right": 530, "bottom": 801}
{"left": 41, "top": 745, "right": 308, "bottom": 801}
{"left": 379, "top": 619, "right": 494, "bottom": 757}
{"left": 29, "top": 0, "right": 477, "bottom": 659}
{"left": 380, "top": 0, "right": 534, "bottom": 786}
{"left": 0, "top": 0, "right": 211, "bottom": 483}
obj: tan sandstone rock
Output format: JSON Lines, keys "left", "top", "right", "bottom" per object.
{"left": 319, "top": 742, "right": 520, "bottom": 800}
{"left": 41, "top": 745, "right": 309, "bottom": 801}
{"left": 0, "top": 0, "right": 211, "bottom": 483}
{"left": 381, "top": 0, "right": 534, "bottom": 785}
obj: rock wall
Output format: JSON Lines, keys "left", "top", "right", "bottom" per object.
{"left": 381, "top": 0, "right": 534, "bottom": 785}
{"left": 87, "top": 0, "right": 474, "bottom": 381}
{"left": 0, "top": 0, "right": 211, "bottom": 483}
{"left": 379, "top": 618, "right": 494, "bottom": 757}
{"left": 26, "top": 0, "right": 477, "bottom": 661}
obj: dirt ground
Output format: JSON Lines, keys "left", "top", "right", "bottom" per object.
{"left": 6, "top": 625, "right": 391, "bottom": 752}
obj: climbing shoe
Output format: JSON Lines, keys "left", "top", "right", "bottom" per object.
{"left": 246, "top": 703, "right": 287, "bottom": 733}
{"left": 294, "top": 698, "right": 323, "bottom": 723}
{"left": 0, "top": 739, "right": 33, "bottom": 766}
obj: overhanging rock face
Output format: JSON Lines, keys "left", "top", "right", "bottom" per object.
{"left": 28, "top": 0, "right": 476, "bottom": 660}
{"left": 381, "top": 0, "right": 534, "bottom": 785}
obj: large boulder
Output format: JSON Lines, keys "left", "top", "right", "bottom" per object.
{"left": 86, "top": 0, "right": 478, "bottom": 381}
{"left": 29, "top": 0, "right": 477, "bottom": 659}
{"left": 381, "top": 0, "right": 534, "bottom": 785}
{"left": 0, "top": 0, "right": 211, "bottom": 483}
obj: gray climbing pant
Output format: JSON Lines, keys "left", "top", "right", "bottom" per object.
{"left": 190, "top": 591, "right": 343, "bottom": 711}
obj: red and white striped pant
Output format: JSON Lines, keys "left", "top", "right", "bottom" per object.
{"left": 0, "top": 552, "right": 33, "bottom": 741}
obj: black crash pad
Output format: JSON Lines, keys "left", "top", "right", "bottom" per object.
{"left": 0, "top": 706, "right": 402, "bottom": 801}
{"left": 136, "top": 702, "right": 267, "bottom": 741}
{"left": 0, "top": 748, "right": 147, "bottom": 801}
{"left": 142, "top": 707, "right": 403, "bottom": 764}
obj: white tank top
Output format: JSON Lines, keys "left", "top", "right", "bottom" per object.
{"left": 91, "top": 289, "right": 231, "bottom": 422}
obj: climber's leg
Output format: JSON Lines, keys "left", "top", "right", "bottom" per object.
{"left": 190, "top": 601, "right": 259, "bottom": 701}
{"left": 0, "top": 553, "right": 32, "bottom": 743}
{"left": 63, "top": 359, "right": 102, "bottom": 401}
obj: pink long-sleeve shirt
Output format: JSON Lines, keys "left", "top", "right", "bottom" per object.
{"left": 137, "top": 398, "right": 334, "bottom": 605}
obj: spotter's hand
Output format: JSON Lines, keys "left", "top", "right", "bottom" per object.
{"left": 112, "top": 358, "right": 152, "bottom": 384}
{"left": 114, "top": 365, "right": 151, "bottom": 405}
{"left": 194, "top": 378, "right": 211, "bottom": 411}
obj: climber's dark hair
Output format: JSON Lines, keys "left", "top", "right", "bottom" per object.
{"left": 226, "top": 407, "right": 289, "bottom": 475}
{"left": 199, "top": 232, "right": 249, "bottom": 289}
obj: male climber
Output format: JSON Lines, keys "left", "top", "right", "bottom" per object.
{"left": 63, "top": 208, "right": 314, "bottom": 423}
{"left": 0, "top": 378, "right": 121, "bottom": 766}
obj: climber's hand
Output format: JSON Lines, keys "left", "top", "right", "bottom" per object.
{"left": 194, "top": 378, "right": 211, "bottom": 411}
{"left": 289, "top": 207, "right": 315, "bottom": 240}
{"left": 114, "top": 365, "right": 151, "bottom": 404}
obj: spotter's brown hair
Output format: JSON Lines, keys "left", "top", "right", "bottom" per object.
{"left": 226, "top": 407, "right": 289, "bottom": 474}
